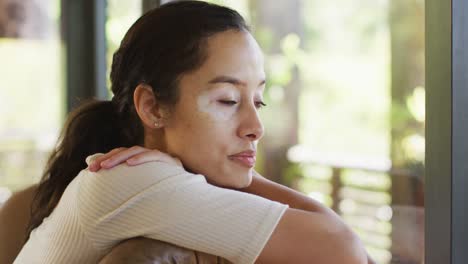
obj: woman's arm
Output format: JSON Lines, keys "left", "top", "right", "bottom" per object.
{"left": 240, "top": 171, "right": 334, "bottom": 214}
{"left": 238, "top": 172, "right": 368, "bottom": 264}
{"left": 240, "top": 172, "right": 375, "bottom": 264}
{"left": 90, "top": 148, "right": 372, "bottom": 264}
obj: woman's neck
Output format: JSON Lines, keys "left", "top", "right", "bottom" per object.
{"left": 143, "top": 128, "right": 167, "bottom": 152}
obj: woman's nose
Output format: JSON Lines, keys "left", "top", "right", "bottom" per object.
{"left": 237, "top": 105, "right": 264, "bottom": 141}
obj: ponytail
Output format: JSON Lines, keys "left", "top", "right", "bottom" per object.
{"left": 25, "top": 100, "right": 143, "bottom": 241}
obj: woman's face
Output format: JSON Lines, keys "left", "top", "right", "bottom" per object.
{"left": 163, "top": 30, "right": 266, "bottom": 188}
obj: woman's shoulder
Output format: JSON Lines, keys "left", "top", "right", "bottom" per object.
{"left": 82, "top": 153, "right": 191, "bottom": 186}
{"left": 76, "top": 154, "right": 206, "bottom": 209}
{"left": 74, "top": 155, "right": 207, "bottom": 231}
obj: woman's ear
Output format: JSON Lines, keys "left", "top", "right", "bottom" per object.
{"left": 133, "top": 84, "right": 166, "bottom": 129}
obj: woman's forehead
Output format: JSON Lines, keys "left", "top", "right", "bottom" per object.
{"left": 200, "top": 30, "right": 265, "bottom": 78}
{"left": 177, "top": 30, "right": 265, "bottom": 97}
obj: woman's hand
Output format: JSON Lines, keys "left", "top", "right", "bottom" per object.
{"left": 88, "top": 146, "right": 182, "bottom": 172}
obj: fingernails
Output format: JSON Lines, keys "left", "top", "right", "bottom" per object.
{"left": 100, "top": 160, "right": 110, "bottom": 167}
{"left": 88, "top": 163, "right": 98, "bottom": 172}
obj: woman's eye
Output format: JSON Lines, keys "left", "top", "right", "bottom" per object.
{"left": 218, "top": 100, "right": 238, "bottom": 106}
{"left": 255, "top": 101, "right": 267, "bottom": 109}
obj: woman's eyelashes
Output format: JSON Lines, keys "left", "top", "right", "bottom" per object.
{"left": 255, "top": 101, "right": 267, "bottom": 109}
{"left": 217, "top": 100, "right": 267, "bottom": 109}
{"left": 218, "top": 100, "right": 237, "bottom": 106}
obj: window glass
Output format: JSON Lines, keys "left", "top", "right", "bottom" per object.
{"left": 0, "top": 0, "right": 63, "bottom": 203}
{"left": 106, "top": 0, "right": 142, "bottom": 93}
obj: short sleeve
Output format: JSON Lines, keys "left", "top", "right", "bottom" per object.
{"left": 77, "top": 158, "right": 288, "bottom": 264}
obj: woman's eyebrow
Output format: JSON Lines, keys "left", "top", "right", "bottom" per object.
{"left": 208, "top": 75, "right": 266, "bottom": 87}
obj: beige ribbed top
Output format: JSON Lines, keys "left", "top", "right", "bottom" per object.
{"left": 14, "top": 155, "right": 288, "bottom": 264}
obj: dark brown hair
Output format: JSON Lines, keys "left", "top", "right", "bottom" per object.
{"left": 26, "top": 0, "right": 249, "bottom": 240}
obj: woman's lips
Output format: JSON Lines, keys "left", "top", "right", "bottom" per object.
{"left": 229, "top": 151, "right": 256, "bottom": 168}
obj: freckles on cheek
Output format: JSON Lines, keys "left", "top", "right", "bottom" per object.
{"left": 196, "top": 93, "right": 234, "bottom": 122}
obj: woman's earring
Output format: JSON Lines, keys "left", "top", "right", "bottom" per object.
{"left": 154, "top": 119, "right": 163, "bottom": 128}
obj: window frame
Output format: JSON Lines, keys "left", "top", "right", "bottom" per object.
{"left": 62, "top": 0, "right": 108, "bottom": 112}
{"left": 426, "top": 0, "right": 468, "bottom": 263}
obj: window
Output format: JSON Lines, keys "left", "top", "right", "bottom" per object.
{"left": 0, "top": 0, "right": 63, "bottom": 203}
{"left": 106, "top": 0, "right": 142, "bottom": 92}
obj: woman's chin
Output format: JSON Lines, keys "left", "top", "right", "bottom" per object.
{"left": 206, "top": 171, "right": 252, "bottom": 189}
{"left": 230, "top": 171, "right": 253, "bottom": 189}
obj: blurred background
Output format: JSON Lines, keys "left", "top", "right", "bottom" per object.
{"left": 0, "top": 0, "right": 425, "bottom": 263}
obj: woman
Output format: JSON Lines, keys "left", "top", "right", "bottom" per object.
{"left": 15, "top": 1, "right": 370, "bottom": 263}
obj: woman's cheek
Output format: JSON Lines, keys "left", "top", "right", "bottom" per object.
{"left": 197, "top": 94, "right": 236, "bottom": 122}
{"left": 209, "top": 107, "right": 235, "bottom": 122}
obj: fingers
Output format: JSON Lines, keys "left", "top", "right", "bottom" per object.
{"left": 88, "top": 147, "right": 126, "bottom": 172}
{"left": 125, "top": 151, "right": 175, "bottom": 166}
{"left": 99, "top": 146, "right": 152, "bottom": 169}
{"left": 88, "top": 146, "right": 182, "bottom": 172}
{"left": 125, "top": 149, "right": 182, "bottom": 167}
